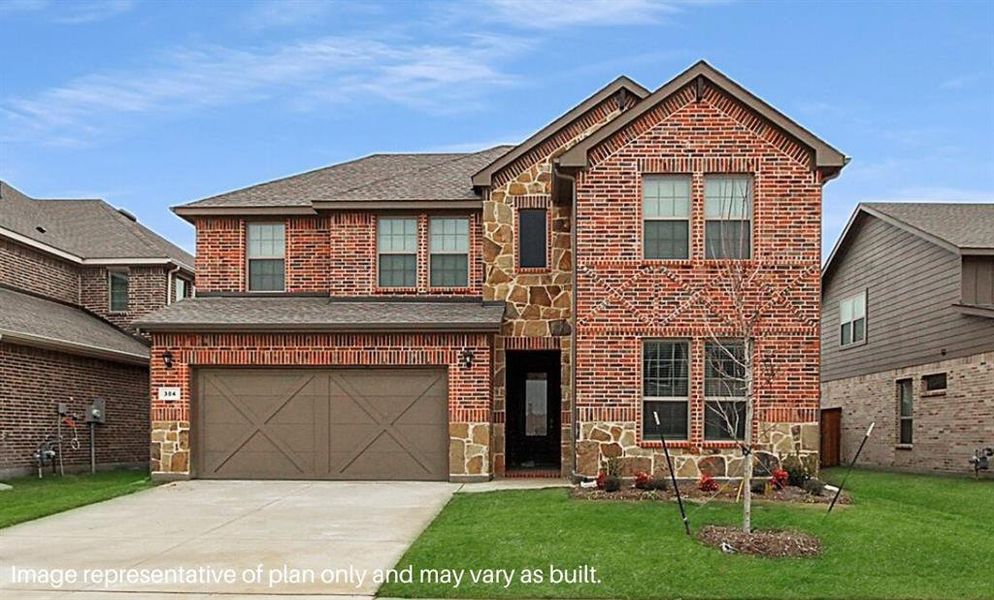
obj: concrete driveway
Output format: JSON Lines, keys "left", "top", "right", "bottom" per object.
{"left": 0, "top": 480, "right": 458, "bottom": 599}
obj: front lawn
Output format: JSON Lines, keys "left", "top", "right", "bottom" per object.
{"left": 0, "top": 470, "right": 153, "bottom": 529}
{"left": 381, "top": 469, "right": 993, "bottom": 599}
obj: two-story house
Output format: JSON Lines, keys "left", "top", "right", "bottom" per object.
{"left": 821, "top": 202, "right": 994, "bottom": 474}
{"left": 0, "top": 181, "right": 194, "bottom": 478}
{"left": 137, "top": 61, "right": 847, "bottom": 482}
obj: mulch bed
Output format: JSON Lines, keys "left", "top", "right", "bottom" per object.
{"left": 696, "top": 525, "right": 822, "bottom": 558}
{"left": 570, "top": 482, "right": 849, "bottom": 505}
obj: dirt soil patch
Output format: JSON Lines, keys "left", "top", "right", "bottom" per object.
{"left": 571, "top": 482, "right": 849, "bottom": 505}
{"left": 696, "top": 525, "right": 822, "bottom": 558}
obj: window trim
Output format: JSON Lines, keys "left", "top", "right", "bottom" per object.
{"left": 428, "top": 216, "right": 470, "bottom": 289}
{"left": 703, "top": 174, "right": 754, "bottom": 261}
{"left": 703, "top": 340, "right": 748, "bottom": 441}
{"left": 376, "top": 215, "right": 418, "bottom": 290}
{"left": 641, "top": 338, "right": 691, "bottom": 442}
{"left": 838, "top": 289, "right": 867, "bottom": 349}
{"left": 107, "top": 269, "right": 129, "bottom": 314}
{"left": 896, "top": 378, "right": 914, "bottom": 447}
{"left": 921, "top": 372, "right": 947, "bottom": 396}
{"left": 245, "top": 221, "right": 286, "bottom": 293}
{"left": 516, "top": 207, "right": 550, "bottom": 272}
{"left": 642, "top": 174, "right": 691, "bottom": 261}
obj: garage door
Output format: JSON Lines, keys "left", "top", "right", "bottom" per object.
{"left": 195, "top": 368, "right": 448, "bottom": 480}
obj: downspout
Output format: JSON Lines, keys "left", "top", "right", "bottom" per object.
{"left": 556, "top": 165, "right": 581, "bottom": 482}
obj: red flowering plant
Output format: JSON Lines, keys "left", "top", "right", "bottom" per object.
{"left": 770, "top": 468, "right": 789, "bottom": 490}
{"left": 596, "top": 470, "right": 606, "bottom": 490}
{"left": 634, "top": 471, "right": 651, "bottom": 490}
{"left": 698, "top": 474, "right": 719, "bottom": 493}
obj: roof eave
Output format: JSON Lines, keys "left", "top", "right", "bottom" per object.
{"left": 311, "top": 200, "right": 483, "bottom": 210}
{"left": 0, "top": 331, "right": 150, "bottom": 366}
{"left": 136, "top": 322, "right": 502, "bottom": 333}
{"left": 172, "top": 206, "right": 319, "bottom": 221}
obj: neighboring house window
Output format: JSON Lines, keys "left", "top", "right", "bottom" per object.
{"left": 922, "top": 373, "right": 947, "bottom": 393}
{"left": 704, "top": 341, "right": 747, "bottom": 440}
{"left": 642, "top": 340, "right": 689, "bottom": 440}
{"left": 643, "top": 175, "right": 690, "bottom": 259}
{"left": 704, "top": 175, "right": 753, "bottom": 259}
{"left": 839, "top": 291, "right": 866, "bottom": 347}
{"left": 108, "top": 270, "right": 129, "bottom": 312}
{"left": 897, "top": 379, "right": 913, "bottom": 445}
{"left": 518, "top": 209, "right": 547, "bottom": 269}
{"left": 174, "top": 277, "right": 189, "bottom": 302}
{"left": 246, "top": 223, "right": 285, "bottom": 292}
{"left": 378, "top": 217, "right": 417, "bottom": 288}
{"left": 429, "top": 217, "right": 469, "bottom": 287}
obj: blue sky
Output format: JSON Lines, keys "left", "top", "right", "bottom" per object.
{"left": 2, "top": 0, "right": 992, "bottom": 256}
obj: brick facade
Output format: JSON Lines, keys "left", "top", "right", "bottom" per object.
{"left": 822, "top": 351, "right": 993, "bottom": 475}
{"left": 0, "top": 238, "right": 79, "bottom": 304}
{"left": 80, "top": 265, "right": 170, "bottom": 334}
{"left": 0, "top": 343, "right": 149, "bottom": 477}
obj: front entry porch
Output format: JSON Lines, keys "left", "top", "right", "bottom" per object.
{"left": 505, "top": 350, "right": 562, "bottom": 475}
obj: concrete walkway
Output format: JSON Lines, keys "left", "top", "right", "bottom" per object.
{"left": 0, "top": 480, "right": 457, "bottom": 598}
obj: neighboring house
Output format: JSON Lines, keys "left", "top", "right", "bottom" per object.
{"left": 0, "top": 181, "right": 194, "bottom": 478}
{"left": 137, "top": 61, "right": 847, "bottom": 482}
{"left": 821, "top": 203, "right": 994, "bottom": 475}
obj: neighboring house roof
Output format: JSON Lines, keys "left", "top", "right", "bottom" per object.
{"left": 471, "top": 76, "right": 650, "bottom": 187}
{"left": 0, "top": 286, "right": 150, "bottom": 364}
{"left": 558, "top": 60, "right": 848, "bottom": 174}
{"left": 135, "top": 296, "right": 507, "bottom": 332}
{"left": 0, "top": 181, "right": 194, "bottom": 272}
{"left": 174, "top": 146, "right": 513, "bottom": 217}
{"left": 824, "top": 202, "right": 994, "bottom": 279}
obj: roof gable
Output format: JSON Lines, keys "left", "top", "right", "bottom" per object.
{"left": 559, "top": 61, "right": 847, "bottom": 175}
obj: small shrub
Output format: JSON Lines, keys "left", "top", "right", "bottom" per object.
{"left": 770, "top": 468, "right": 789, "bottom": 490}
{"left": 698, "top": 474, "right": 719, "bottom": 493}
{"left": 604, "top": 457, "right": 622, "bottom": 478}
{"left": 803, "top": 477, "right": 826, "bottom": 496}
{"left": 782, "top": 454, "right": 810, "bottom": 487}
{"left": 750, "top": 478, "right": 768, "bottom": 495}
{"left": 646, "top": 476, "right": 670, "bottom": 491}
{"left": 634, "top": 471, "right": 651, "bottom": 490}
{"left": 603, "top": 475, "right": 622, "bottom": 492}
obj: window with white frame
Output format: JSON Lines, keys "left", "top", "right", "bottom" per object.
{"left": 704, "top": 341, "right": 747, "bottom": 440}
{"left": 430, "top": 217, "right": 469, "bottom": 287}
{"left": 643, "top": 175, "right": 691, "bottom": 259}
{"left": 108, "top": 270, "right": 129, "bottom": 312}
{"left": 897, "top": 379, "right": 913, "bottom": 445}
{"left": 704, "top": 175, "right": 753, "bottom": 259}
{"left": 174, "top": 277, "right": 190, "bottom": 302}
{"left": 378, "top": 217, "right": 417, "bottom": 288}
{"left": 642, "top": 340, "right": 689, "bottom": 439}
{"left": 839, "top": 291, "right": 866, "bottom": 347}
{"left": 246, "top": 223, "right": 285, "bottom": 292}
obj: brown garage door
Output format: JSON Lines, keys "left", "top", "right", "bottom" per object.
{"left": 195, "top": 368, "right": 448, "bottom": 481}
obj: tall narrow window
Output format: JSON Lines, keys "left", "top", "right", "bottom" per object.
{"left": 247, "top": 223, "right": 285, "bottom": 292}
{"left": 518, "top": 209, "right": 547, "bottom": 269}
{"left": 839, "top": 291, "right": 866, "bottom": 347}
{"left": 108, "top": 270, "right": 129, "bottom": 312}
{"left": 430, "top": 217, "right": 469, "bottom": 287}
{"left": 174, "top": 277, "right": 189, "bottom": 302}
{"left": 643, "top": 175, "right": 690, "bottom": 259}
{"left": 898, "top": 379, "right": 913, "bottom": 445}
{"left": 378, "top": 217, "right": 417, "bottom": 288}
{"left": 704, "top": 341, "right": 747, "bottom": 440}
{"left": 705, "top": 175, "right": 753, "bottom": 259}
{"left": 642, "top": 340, "right": 689, "bottom": 439}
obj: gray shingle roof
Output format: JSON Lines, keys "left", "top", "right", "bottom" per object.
{"left": 180, "top": 146, "right": 513, "bottom": 209}
{"left": 0, "top": 181, "right": 194, "bottom": 270}
{"left": 862, "top": 202, "right": 994, "bottom": 251}
{"left": 136, "top": 296, "right": 506, "bottom": 332}
{"left": 0, "top": 287, "right": 150, "bottom": 363}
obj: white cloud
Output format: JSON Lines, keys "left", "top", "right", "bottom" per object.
{"left": 1, "top": 34, "right": 527, "bottom": 146}
{"left": 239, "top": 0, "right": 337, "bottom": 31}
{"left": 474, "top": 0, "right": 716, "bottom": 29}
{"left": 0, "top": 0, "right": 134, "bottom": 23}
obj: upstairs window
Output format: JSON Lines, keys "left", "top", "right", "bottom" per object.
{"left": 108, "top": 270, "right": 129, "bottom": 312}
{"left": 518, "top": 209, "right": 547, "bottom": 269}
{"left": 704, "top": 341, "right": 747, "bottom": 440}
{"left": 839, "top": 291, "right": 866, "bottom": 347}
{"left": 642, "top": 340, "right": 690, "bottom": 440}
{"left": 430, "top": 217, "right": 469, "bottom": 287}
{"left": 643, "top": 175, "right": 690, "bottom": 259}
{"left": 897, "top": 379, "right": 913, "bottom": 445}
{"left": 922, "top": 373, "right": 947, "bottom": 393}
{"left": 174, "top": 277, "right": 190, "bottom": 302}
{"left": 705, "top": 175, "right": 753, "bottom": 259}
{"left": 378, "top": 217, "right": 417, "bottom": 288}
{"left": 247, "top": 223, "right": 285, "bottom": 292}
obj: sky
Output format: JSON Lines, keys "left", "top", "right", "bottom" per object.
{"left": 1, "top": 0, "right": 992, "bottom": 256}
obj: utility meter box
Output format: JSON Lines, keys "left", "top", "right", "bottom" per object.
{"left": 86, "top": 398, "right": 106, "bottom": 424}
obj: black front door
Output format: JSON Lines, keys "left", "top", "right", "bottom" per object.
{"left": 506, "top": 350, "right": 561, "bottom": 469}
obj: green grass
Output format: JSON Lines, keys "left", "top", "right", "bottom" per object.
{"left": 381, "top": 469, "right": 994, "bottom": 599}
{"left": 0, "top": 470, "right": 153, "bottom": 529}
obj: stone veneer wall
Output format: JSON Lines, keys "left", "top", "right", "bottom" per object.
{"left": 572, "top": 79, "right": 825, "bottom": 477}
{"left": 822, "top": 350, "right": 994, "bottom": 475}
{"left": 149, "top": 331, "right": 492, "bottom": 481}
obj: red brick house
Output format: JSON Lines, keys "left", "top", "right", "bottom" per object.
{"left": 137, "top": 61, "right": 846, "bottom": 482}
{"left": 0, "top": 182, "right": 194, "bottom": 478}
